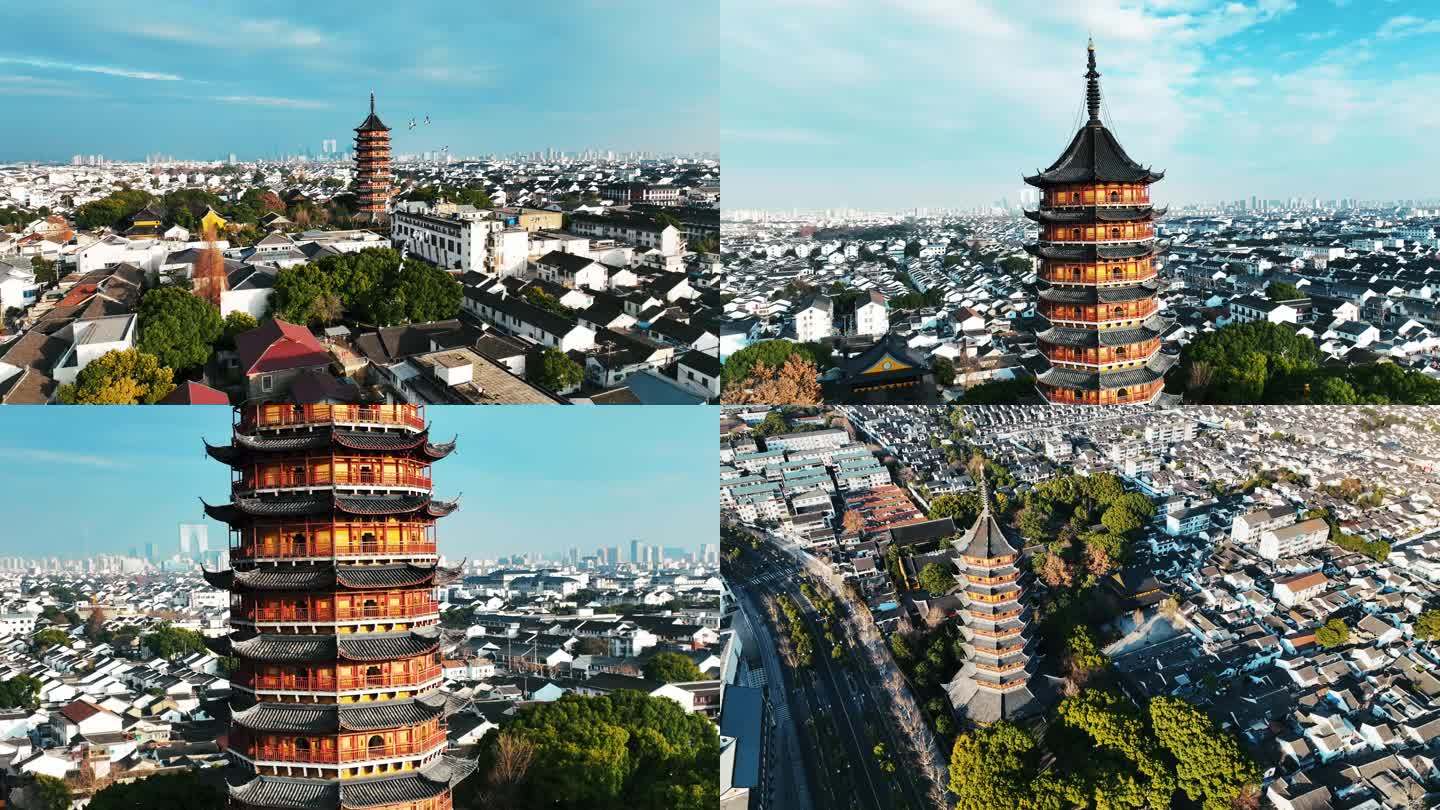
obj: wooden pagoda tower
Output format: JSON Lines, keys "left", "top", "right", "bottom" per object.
{"left": 1024, "top": 40, "right": 1173, "bottom": 405}
{"left": 202, "top": 402, "right": 474, "bottom": 810}
{"left": 354, "top": 94, "right": 393, "bottom": 222}
{"left": 943, "top": 478, "right": 1049, "bottom": 725}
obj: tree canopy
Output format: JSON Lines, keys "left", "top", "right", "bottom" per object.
{"left": 271, "top": 248, "right": 462, "bottom": 328}
{"left": 0, "top": 674, "right": 41, "bottom": 709}
{"left": 56, "top": 349, "right": 175, "bottom": 404}
{"left": 529, "top": 346, "right": 583, "bottom": 393}
{"left": 471, "top": 691, "right": 717, "bottom": 810}
{"left": 720, "top": 340, "right": 832, "bottom": 389}
{"left": 1148, "top": 697, "right": 1259, "bottom": 810}
{"left": 87, "top": 770, "right": 223, "bottom": 810}
{"left": 141, "top": 623, "right": 206, "bottom": 660}
{"left": 1265, "top": 282, "right": 1305, "bottom": 301}
{"left": 1178, "top": 321, "right": 1440, "bottom": 404}
{"left": 642, "top": 652, "right": 704, "bottom": 684}
{"left": 1416, "top": 609, "right": 1440, "bottom": 642}
{"left": 137, "top": 286, "right": 224, "bottom": 372}
{"left": 917, "top": 562, "right": 954, "bottom": 595}
{"left": 1315, "top": 618, "right": 1350, "bottom": 648}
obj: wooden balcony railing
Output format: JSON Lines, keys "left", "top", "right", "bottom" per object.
{"left": 233, "top": 665, "right": 442, "bottom": 693}
{"left": 242, "top": 403, "right": 424, "bottom": 431}
{"left": 248, "top": 732, "right": 447, "bottom": 764}
{"left": 241, "top": 600, "right": 439, "bottom": 624}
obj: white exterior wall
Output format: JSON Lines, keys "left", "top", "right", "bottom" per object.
{"left": 855, "top": 301, "right": 888, "bottom": 337}
{"left": 220, "top": 288, "right": 274, "bottom": 319}
{"left": 795, "top": 306, "right": 832, "bottom": 342}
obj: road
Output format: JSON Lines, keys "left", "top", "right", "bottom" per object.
{"left": 733, "top": 540, "right": 933, "bottom": 810}
{"left": 731, "top": 589, "right": 814, "bottom": 810}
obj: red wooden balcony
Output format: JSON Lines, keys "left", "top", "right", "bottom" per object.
{"left": 240, "top": 599, "right": 439, "bottom": 624}
{"left": 241, "top": 403, "right": 424, "bottom": 431}
{"left": 247, "top": 731, "right": 447, "bottom": 764}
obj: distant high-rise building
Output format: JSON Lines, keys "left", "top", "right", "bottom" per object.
{"left": 631, "top": 539, "right": 642, "bottom": 564}
{"left": 1026, "top": 39, "right": 1171, "bottom": 406}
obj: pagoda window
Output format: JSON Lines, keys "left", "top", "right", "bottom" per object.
{"left": 1109, "top": 191, "right": 1120, "bottom": 202}
{"left": 366, "top": 665, "right": 384, "bottom": 686}
{"left": 1071, "top": 192, "right": 1080, "bottom": 203}
{"left": 1070, "top": 267, "right": 1082, "bottom": 280}
{"left": 1117, "top": 388, "right": 1130, "bottom": 400}
{"left": 1070, "top": 228, "right": 1081, "bottom": 240}
{"left": 360, "top": 464, "right": 375, "bottom": 484}
{"left": 292, "top": 533, "right": 307, "bottom": 554}
{"left": 291, "top": 465, "right": 305, "bottom": 485}
{"left": 1116, "top": 346, "right": 1128, "bottom": 358}
{"left": 294, "top": 737, "right": 310, "bottom": 754}
{"left": 1110, "top": 267, "right": 1123, "bottom": 279}
{"left": 361, "top": 531, "right": 377, "bottom": 552}
{"left": 1112, "top": 306, "right": 1124, "bottom": 319}
{"left": 368, "top": 735, "right": 385, "bottom": 755}
{"left": 1110, "top": 227, "right": 1122, "bottom": 239}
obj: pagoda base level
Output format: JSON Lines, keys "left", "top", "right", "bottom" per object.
{"left": 1037, "top": 378, "right": 1166, "bottom": 406}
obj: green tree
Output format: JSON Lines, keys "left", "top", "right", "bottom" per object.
{"left": 1265, "top": 282, "right": 1304, "bottom": 301}
{"left": 30, "top": 775, "right": 71, "bottom": 810}
{"left": 928, "top": 491, "right": 981, "bottom": 525}
{"left": 917, "top": 562, "right": 953, "bottom": 594}
{"left": 1149, "top": 697, "right": 1259, "bottom": 810}
{"left": 1066, "top": 624, "right": 1109, "bottom": 673}
{"left": 141, "top": 623, "right": 206, "bottom": 660}
{"left": 30, "top": 255, "right": 58, "bottom": 285}
{"left": 1315, "top": 618, "right": 1350, "bottom": 648}
{"left": 56, "top": 349, "right": 175, "bottom": 404}
{"left": 1100, "top": 503, "right": 1147, "bottom": 536}
{"left": 947, "top": 722, "right": 1057, "bottom": 810}
{"left": 933, "top": 355, "right": 956, "bottom": 386}
{"left": 961, "top": 377, "right": 1037, "bottom": 404}
{"left": 220, "top": 310, "right": 259, "bottom": 349}
{"left": 138, "top": 286, "right": 223, "bottom": 372}
{"left": 0, "top": 674, "right": 42, "bottom": 709}
{"left": 529, "top": 346, "right": 583, "bottom": 392}
{"left": 87, "top": 770, "right": 223, "bottom": 810}
{"left": 642, "top": 652, "right": 704, "bottom": 683}
{"left": 271, "top": 262, "right": 332, "bottom": 325}
{"left": 1417, "top": 609, "right": 1440, "bottom": 642}
{"left": 472, "top": 691, "right": 717, "bottom": 810}
{"left": 32, "top": 629, "right": 69, "bottom": 650}
{"left": 721, "top": 340, "right": 831, "bottom": 390}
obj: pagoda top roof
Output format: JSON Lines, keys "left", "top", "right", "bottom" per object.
{"left": 354, "top": 92, "right": 390, "bottom": 133}
{"left": 957, "top": 475, "right": 1021, "bottom": 560}
{"left": 1024, "top": 43, "right": 1163, "bottom": 187}
{"left": 227, "top": 756, "right": 475, "bottom": 809}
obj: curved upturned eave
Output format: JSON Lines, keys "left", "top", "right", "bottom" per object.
{"left": 1023, "top": 205, "right": 1165, "bottom": 224}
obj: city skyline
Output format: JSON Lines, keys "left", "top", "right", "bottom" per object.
{"left": 0, "top": 406, "right": 716, "bottom": 560}
{"left": 0, "top": 0, "right": 718, "bottom": 162}
{"left": 722, "top": 0, "right": 1440, "bottom": 209}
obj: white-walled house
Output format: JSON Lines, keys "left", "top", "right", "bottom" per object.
{"left": 795, "top": 295, "right": 833, "bottom": 343}
{"left": 854, "top": 291, "right": 888, "bottom": 337}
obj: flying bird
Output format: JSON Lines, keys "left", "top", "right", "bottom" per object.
{"left": 408, "top": 118, "right": 416, "bottom": 130}
{"left": 424, "top": 115, "right": 431, "bottom": 125}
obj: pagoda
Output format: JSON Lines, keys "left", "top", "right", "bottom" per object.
{"left": 202, "top": 401, "right": 474, "bottom": 810}
{"left": 943, "top": 478, "right": 1050, "bottom": 725}
{"left": 1024, "top": 40, "right": 1173, "bottom": 405}
{"left": 354, "top": 94, "right": 393, "bottom": 222}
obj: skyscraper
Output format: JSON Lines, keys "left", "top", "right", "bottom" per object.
{"left": 1025, "top": 40, "right": 1173, "bottom": 405}
{"left": 203, "top": 401, "right": 472, "bottom": 810}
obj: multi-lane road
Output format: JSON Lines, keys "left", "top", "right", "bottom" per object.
{"left": 728, "top": 537, "right": 933, "bottom": 810}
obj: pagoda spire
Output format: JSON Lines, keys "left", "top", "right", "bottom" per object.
{"left": 1085, "top": 38, "right": 1102, "bottom": 125}
{"left": 370, "top": 91, "right": 376, "bottom": 115}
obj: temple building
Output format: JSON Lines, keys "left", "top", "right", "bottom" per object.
{"left": 825, "top": 334, "right": 935, "bottom": 403}
{"left": 943, "top": 481, "right": 1052, "bottom": 725}
{"left": 202, "top": 401, "right": 474, "bottom": 810}
{"left": 1024, "top": 40, "right": 1173, "bottom": 405}
{"left": 354, "top": 94, "right": 393, "bottom": 222}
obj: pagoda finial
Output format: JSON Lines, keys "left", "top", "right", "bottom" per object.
{"left": 370, "top": 92, "right": 375, "bottom": 114}
{"left": 1085, "top": 38, "right": 1102, "bottom": 125}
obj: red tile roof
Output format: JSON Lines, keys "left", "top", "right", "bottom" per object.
{"left": 60, "top": 700, "right": 104, "bottom": 725}
{"left": 235, "top": 318, "right": 331, "bottom": 376}
{"left": 159, "top": 380, "right": 230, "bottom": 405}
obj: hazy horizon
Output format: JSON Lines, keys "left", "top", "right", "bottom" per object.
{"left": 0, "top": 407, "right": 716, "bottom": 561}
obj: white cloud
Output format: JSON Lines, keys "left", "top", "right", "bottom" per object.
{"left": 0, "top": 75, "right": 91, "bottom": 97}
{"left": 1301, "top": 28, "right": 1339, "bottom": 41}
{"left": 0, "top": 56, "right": 180, "bottom": 81}
{"left": 213, "top": 95, "right": 331, "bottom": 109}
{"left": 1376, "top": 15, "right": 1440, "bottom": 39}
{"left": 0, "top": 448, "right": 128, "bottom": 469}
{"left": 125, "top": 18, "right": 331, "bottom": 49}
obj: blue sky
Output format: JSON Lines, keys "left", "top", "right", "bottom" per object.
{"left": 0, "top": 1, "right": 717, "bottom": 162}
{"left": 0, "top": 407, "right": 716, "bottom": 561}
{"left": 722, "top": 0, "right": 1440, "bottom": 209}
